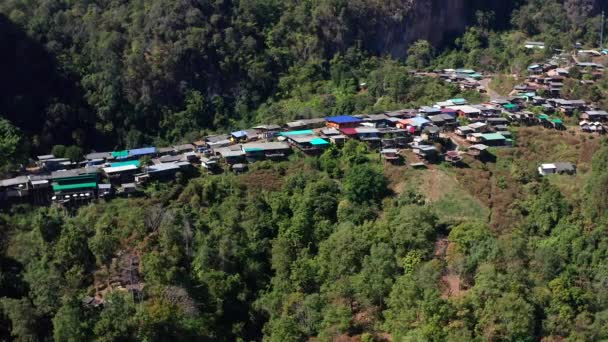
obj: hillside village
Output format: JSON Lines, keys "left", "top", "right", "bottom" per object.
{"left": 2, "top": 44, "right": 607, "bottom": 207}
{"left": 5, "top": 1, "right": 608, "bottom": 340}
{"left": 1, "top": 79, "right": 602, "bottom": 207}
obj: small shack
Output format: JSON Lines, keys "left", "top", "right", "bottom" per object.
{"left": 412, "top": 145, "right": 438, "bottom": 161}
{"left": 444, "top": 151, "right": 462, "bottom": 164}
{"left": 241, "top": 142, "right": 291, "bottom": 161}
{"left": 380, "top": 149, "right": 401, "bottom": 165}
{"left": 479, "top": 133, "right": 508, "bottom": 147}
{"left": 538, "top": 162, "right": 576, "bottom": 176}
{"left": 103, "top": 160, "right": 141, "bottom": 184}
{"left": 467, "top": 144, "right": 489, "bottom": 159}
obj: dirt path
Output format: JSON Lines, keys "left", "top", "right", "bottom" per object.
{"left": 428, "top": 167, "right": 440, "bottom": 201}
{"left": 479, "top": 77, "right": 503, "bottom": 100}
{"left": 447, "top": 132, "right": 470, "bottom": 148}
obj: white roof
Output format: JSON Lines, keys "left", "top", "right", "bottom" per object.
{"left": 468, "top": 122, "right": 487, "bottom": 129}
{"left": 541, "top": 163, "right": 557, "bottom": 169}
{"left": 355, "top": 127, "right": 380, "bottom": 134}
{"left": 469, "top": 144, "right": 489, "bottom": 151}
{"left": 103, "top": 165, "right": 138, "bottom": 174}
{"left": 448, "top": 105, "right": 481, "bottom": 114}
{"left": 241, "top": 142, "right": 290, "bottom": 151}
{"left": 220, "top": 149, "right": 246, "bottom": 158}
{"left": 147, "top": 163, "right": 180, "bottom": 172}
{"left": 457, "top": 126, "right": 473, "bottom": 131}
{"left": 0, "top": 176, "right": 29, "bottom": 187}
{"left": 381, "top": 149, "right": 398, "bottom": 154}
{"left": 435, "top": 101, "right": 454, "bottom": 107}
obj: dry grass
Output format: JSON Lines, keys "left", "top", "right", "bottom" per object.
{"left": 489, "top": 74, "right": 520, "bottom": 96}
{"left": 238, "top": 168, "right": 285, "bottom": 191}
{"left": 445, "top": 127, "right": 603, "bottom": 230}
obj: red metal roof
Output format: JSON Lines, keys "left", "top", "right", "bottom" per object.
{"left": 340, "top": 128, "right": 358, "bottom": 135}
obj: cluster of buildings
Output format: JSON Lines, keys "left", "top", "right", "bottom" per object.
{"left": 520, "top": 56, "right": 608, "bottom": 133}
{"left": 417, "top": 68, "right": 486, "bottom": 93}
{"left": 2, "top": 82, "right": 605, "bottom": 207}
{"left": 0, "top": 97, "right": 505, "bottom": 206}
{"left": 525, "top": 61, "right": 604, "bottom": 96}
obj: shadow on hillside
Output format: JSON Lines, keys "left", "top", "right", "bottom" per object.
{"left": 0, "top": 14, "right": 97, "bottom": 149}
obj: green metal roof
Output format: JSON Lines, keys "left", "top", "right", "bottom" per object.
{"left": 310, "top": 138, "right": 329, "bottom": 146}
{"left": 52, "top": 182, "right": 97, "bottom": 191}
{"left": 110, "top": 160, "right": 141, "bottom": 168}
{"left": 456, "top": 69, "right": 475, "bottom": 74}
{"left": 480, "top": 133, "right": 506, "bottom": 141}
{"left": 449, "top": 98, "right": 467, "bottom": 104}
{"left": 279, "top": 130, "right": 314, "bottom": 136}
{"left": 243, "top": 147, "right": 264, "bottom": 152}
{"left": 552, "top": 118, "right": 563, "bottom": 124}
{"left": 538, "top": 114, "right": 550, "bottom": 119}
{"left": 504, "top": 103, "right": 517, "bottom": 109}
{"left": 112, "top": 150, "right": 128, "bottom": 158}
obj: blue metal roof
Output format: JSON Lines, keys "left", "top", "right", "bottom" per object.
{"left": 324, "top": 115, "right": 362, "bottom": 124}
{"left": 128, "top": 147, "right": 156, "bottom": 157}
{"left": 231, "top": 130, "right": 247, "bottom": 138}
{"left": 408, "top": 117, "right": 430, "bottom": 126}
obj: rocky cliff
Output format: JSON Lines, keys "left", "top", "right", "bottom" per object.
{"left": 362, "top": 0, "right": 522, "bottom": 58}
{"left": 362, "top": 0, "right": 608, "bottom": 58}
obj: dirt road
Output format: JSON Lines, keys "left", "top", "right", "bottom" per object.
{"left": 479, "top": 77, "right": 502, "bottom": 100}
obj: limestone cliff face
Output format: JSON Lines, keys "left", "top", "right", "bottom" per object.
{"left": 367, "top": 0, "right": 519, "bottom": 58}
{"left": 377, "top": 0, "right": 608, "bottom": 58}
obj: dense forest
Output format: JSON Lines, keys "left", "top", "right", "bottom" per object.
{"left": 2, "top": 0, "right": 608, "bottom": 341}
{"left": 0, "top": 0, "right": 601, "bottom": 155}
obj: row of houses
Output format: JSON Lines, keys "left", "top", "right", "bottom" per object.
{"left": 524, "top": 52, "right": 604, "bottom": 95}
{"left": 1, "top": 96, "right": 533, "bottom": 206}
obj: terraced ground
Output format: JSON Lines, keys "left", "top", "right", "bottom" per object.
{"left": 385, "top": 126, "right": 600, "bottom": 230}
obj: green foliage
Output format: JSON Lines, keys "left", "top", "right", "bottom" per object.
{"left": 407, "top": 40, "right": 434, "bottom": 70}
{"left": 343, "top": 164, "right": 388, "bottom": 204}
{"left": 51, "top": 145, "right": 67, "bottom": 158}
{"left": 384, "top": 260, "right": 452, "bottom": 340}
{"left": 585, "top": 141, "right": 608, "bottom": 222}
{"left": 1, "top": 2, "right": 608, "bottom": 341}
{"left": 64, "top": 146, "right": 83, "bottom": 163}
{"left": 447, "top": 222, "right": 497, "bottom": 281}
{"left": 93, "top": 292, "right": 136, "bottom": 341}
{"left": 0, "top": 118, "right": 24, "bottom": 172}
{"left": 52, "top": 297, "right": 89, "bottom": 342}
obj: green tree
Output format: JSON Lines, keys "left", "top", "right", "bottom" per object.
{"left": 477, "top": 292, "right": 535, "bottom": 341}
{"left": 447, "top": 222, "right": 497, "bottom": 281}
{"left": 343, "top": 164, "right": 388, "bottom": 204}
{"left": 51, "top": 145, "right": 67, "bottom": 158}
{"left": 353, "top": 242, "right": 397, "bottom": 306}
{"left": 1, "top": 298, "right": 38, "bottom": 342}
{"left": 384, "top": 260, "right": 452, "bottom": 341}
{"left": 585, "top": 141, "right": 608, "bottom": 222}
{"left": 64, "top": 145, "right": 83, "bottom": 162}
{"left": 52, "top": 297, "right": 89, "bottom": 342}
{"left": 0, "top": 118, "right": 24, "bottom": 172}
{"left": 406, "top": 40, "right": 434, "bottom": 70}
{"left": 93, "top": 292, "right": 136, "bottom": 341}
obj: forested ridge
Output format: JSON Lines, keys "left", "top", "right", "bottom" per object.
{"left": 2, "top": 0, "right": 608, "bottom": 341}
{"left": 0, "top": 0, "right": 525, "bottom": 154}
